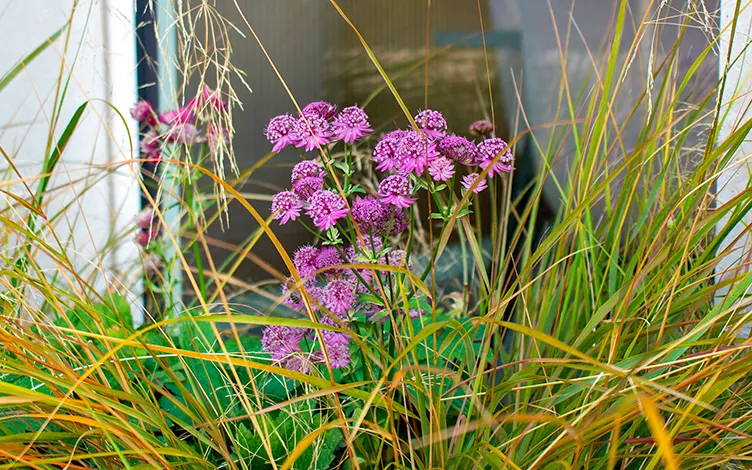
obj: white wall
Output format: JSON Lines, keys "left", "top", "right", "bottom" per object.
{"left": 718, "top": 0, "right": 752, "bottom": 335}
{"left": 0, "top": 1, "right": 142, "bottom": 309}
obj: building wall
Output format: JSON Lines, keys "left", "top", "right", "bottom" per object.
{"left": 0, "top": 1, "right": 141, "bottom": 311}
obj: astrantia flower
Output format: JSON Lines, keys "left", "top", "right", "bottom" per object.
{"left": 332, "top": 106, "right": 372, "bottom": 143}
{"left": 266, "top": 114, "right": 299, "bottom": 152}
{"left": 461, "top": 173, "right": 488, "bottom": 194}
{"left": 315, "top": 246, "right": 345, "bottom": 277}
{"left": 351, "top": 196, "right": 387, "bottom": 233}
{"left": 134, "top": 209, "right": 155, "bottom": 229}
{"left": 382, "top": 249, "right": 411, "bottom": 270}
{"left": 389, "top": 207, "right": 409, "bottom": 235}
{"left": 284, "top": 279, "right": 323, "bottom": 311}
{"left": 294, "top": 113, "right": 334, "bottom": 151}
{"left": 372, "top": 130, "right": 408, "bottom": 172}
{"left": 378, "top": 174, "right": 416, "bottom": 208}
{"left": 291, "top": 160, "right": 325, "bottom": 183}
{"left": 409, "top": 307, "right": 425, "bottom": 319}
{"left": 428, "top": 156, "right": 455, "bottom": 182}
{"left": 477, "top": 138, "right": 514, "bottom": 176}
{"left": 414, "top": 109, "right": 447, "bottom": 138}
{"left": 282, "top": 354, "right": 313, "bottom": 373}
{"left": 135, "top": 227, "right": 159, "bottom": 246}
{"left": 438, "top": 135, "right": 477, "bottom": 164}
{"left": 281, "top": 278, "right": 304, "bottom": 310}
{"left": 293, "top": 245, "right": 319, "bottom": 278}
{"left": 145, "top": 151, "right": 162, "bottom": 164}
{"left": 130, "top": 100, "right": 158, "bottom": 127}
{"left": 322, "top": 279, "right": 356, "bottom": 315}
{"left": 261, "top": 325, "right": 306, "bottom": 361}
{"left": 469, "top": 119, "right": 494, "bottom": 137}
{"left": 302, "top": 101, "right": 338, "bottom": 120}
{"left": 396, "top": 131, "right": 439, "bottom": 175}
{"left": 306, "top": 190, "right": 349, "bottom": 230}
{"left": 315, "top": 332, "right": 351, "bottom": 369}
{"left": 140, "top": 130, "right": 161, "bottom": 154}
{"left": 164, "top": 123, "right": 199, "bottom": 144}
{"left": 189, "top": 86, "right": 228, "bottom": 114}
{"left": 292, "top": 177, "right": 324, "bottom": 201}
{"left": 271, "top": 190, "right": 304, "bottom": 224}
{"left": 159, "top": 106, "right": 195, "bottom": 125}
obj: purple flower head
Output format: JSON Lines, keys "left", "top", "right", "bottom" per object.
{"left": 302, "top": 101, "right": 338, "bottom": 120}
{"left": 291, "top": 160, "right": 325, "bottom": 183}
{"left": 282, "top": 354, "right": 313, "bottom": 373}
{"left": 306, "top": 190, "right": 349, "bottom": 230}
{"left": 271, "top": 190, "right": 304, "bottom": 224}
{"left": 140, "top": 130, "right": 161, "bottom": 154}
{"left": 372, "top": 130, "right": 408, "bottom": 172}
{"left": 477, "top": 138, "right": 514, "bottom": 176}
{"left": 266, "top": 114, "right": 299, "bottom": 152}
{"left": 282, "top": 278, "right": 321, "bottom": 311}
{"left": 130, "top": 100, "right": 158, "bottom": 127}
{"left": 438, "top": 135, "right": 477, "bottom": 164}
{"left": 164, "top": 123, "right": 199, "bottom": 144}
{"left": 189, "top": 86, "right": 228, "bottom": 114}
{"left": 332, "top": 106, "right": 372, "bottom": 143}
{"left": 382, "top": 249, "right": 411, "bottom": 270}
{"left": 322, "top": 279, "right": 356, "bottom": 316}
{"left": 390, "top": 207, "right": 409, "bottom": 235}
{"left": 293, "top": 245, "right": 319, "bottom": 278}
{"left": 469, "top": 119, "right": 495, "bottom": 137}
{"left": 294, "top": 113, "right": 334, "bottom": 151}
{"left": 428, "top": 156, "right": 455, "bottom": 182}
{"left": 461, "top": 173, "right": 489, "bottom": 194}
{"left": 134, "top": 209, "right": 156, "bottom": 229}
{"left": 409, "top": 307, "right": 425, "bottom": 319}
{"left": 315, "top": 246, "right": 345, "bottom": 277}
{"left": 378, "top": 174, "right": 416, "bottom": 209}
{"left": 135, "top": 227, "right": 159, "bottom": 247}
{"left": 396, "top": 131, "right": 439, "bottom": 175}
{"left": 146, "top": 151, "right": 162, "bottom": 164}
{"left": 159, "top": 106, "right": 195, "bottom": 125}
{"left": 292, "top": 177, "right": 324, "bottom": 201}
{"left": 281, "top": 278, "right": 303, "bottom": 310}
{"left": 414, "top": 109, "right": 447, "bottom": 138}
{"left": 351, "top": 196, "right": 388, "bottom": 233}
{"left": 262, "top": 325, "right": 306, "bottom": 361}
{"left": 314, "top": 332, "right": 351, "bottom": 369}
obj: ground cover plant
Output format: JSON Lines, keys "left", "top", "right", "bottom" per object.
{"left": 1, "top": 1, "right": 752, "bottom": 469}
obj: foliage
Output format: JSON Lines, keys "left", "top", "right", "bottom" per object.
{"left": 1, "top": 1, "right": 752, "bottom": 469}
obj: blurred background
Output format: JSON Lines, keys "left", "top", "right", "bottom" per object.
{"left": 0, "top": 0, "right": 719, "bottom": 309}
{"left": 191, "top": 0, "right": 718, "bottom": 284}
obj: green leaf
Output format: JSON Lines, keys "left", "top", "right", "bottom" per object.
{"left": 0, "top": 23, "right": 68, "bottom": 92}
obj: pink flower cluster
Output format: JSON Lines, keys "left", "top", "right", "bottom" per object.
{"left": 370, "top": 112, "right": 513, "bottom": 196}
{"left": 131, "top": 87, "right": 231, "bottom": 274}
{"left": 261, "top": 104, "right": 514, "bottom": 373}
{"left": 130, "top": 86, "right": 230, "bottom": 164}
{"left": 265, "top": 101, "right": 372, "bottom": 153}
{"left": 271, "top": 160, "right": 350, "bottom": 231}
{"left": 262, "top": 239, "right": 414, "bottom": 371}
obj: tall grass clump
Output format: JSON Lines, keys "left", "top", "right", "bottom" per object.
{"left": 1, "top": 0, "right": 752, "bottom": 468}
